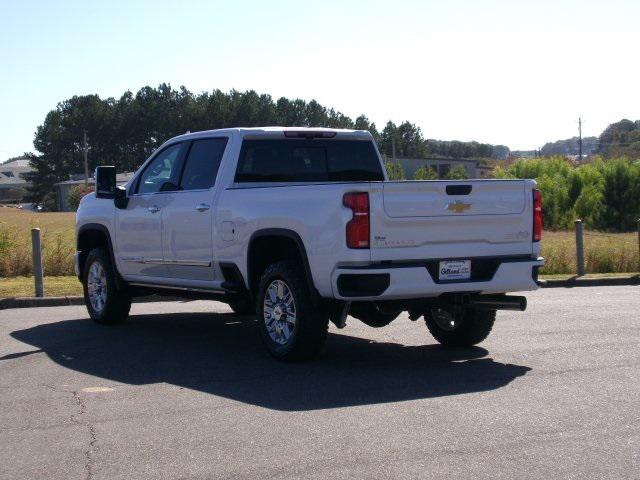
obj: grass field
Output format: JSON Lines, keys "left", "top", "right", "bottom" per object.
{"left": 541, "top": 230, "right": 638, "bottom": 274}
{"left": 1, "top": 209, "right": 638, "bottom": 281}
{"left": 0, "top": 275, "right": 81, "bottom": 297}
{"left": 0, "top": 208, "right": 76, "bottom": 277}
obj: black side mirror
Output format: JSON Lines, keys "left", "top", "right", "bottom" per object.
{"left": 114, "top": 185, "right": 129, "bottom": 209}
{"left": 95, "top": 166, "right": 116, "bottom": 199}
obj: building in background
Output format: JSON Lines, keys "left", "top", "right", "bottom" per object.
{"left": 0, "top": 158, "right": 33, "bottom": 203}
{"left": 54, "top": 172, "right": 134, "bottom": 211}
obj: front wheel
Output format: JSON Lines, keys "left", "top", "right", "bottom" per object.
{"left": 257, "top": 260, "right": 328, "bottom": 361}
{"left": 425, "top": 307, "right": 495, "bottom": 347}
{"left": 82, "top": 248, "right": 131, "bottom": 324}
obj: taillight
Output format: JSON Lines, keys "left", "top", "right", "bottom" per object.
{"left": 533, "top": 189, "right": 543, "bottom": 242}
{"left": 343, "top": 192, "right": 370, "bottom": 249}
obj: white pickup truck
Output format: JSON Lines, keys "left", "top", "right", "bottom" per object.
{"left": 76, "top": 127, "right": 544, "bottom": 360}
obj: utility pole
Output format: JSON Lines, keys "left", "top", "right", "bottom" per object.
{"left": 83, "top": 130, "right": 89, "bottom": 186}
{"left": 578, "top": 117, "right": 583, "bottom": 162}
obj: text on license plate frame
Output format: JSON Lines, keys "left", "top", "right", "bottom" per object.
{"left": 439, "top": 260, "right": 471, "bottom": 281}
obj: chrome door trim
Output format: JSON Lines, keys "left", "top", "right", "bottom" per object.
{"left": 121, "top": 257, "right": 211, "bottom": 267}
{"left": 162, "top": 259, "right": 212, "bottom": 267}
{"left": 121, "top": 256, "right": 145, "bottom": 263}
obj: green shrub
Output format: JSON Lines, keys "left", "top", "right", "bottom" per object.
{"left": 68, "top": 184, "right": 95, "bottom": 211}
{"left": 413, "top": 166, "right": 438, "bottom": 180}
{"left": 444, "top": 165, "right": 469, "bottom": 180}
{"left": 497, "top": 156, "right": 640, "bottom": 231}
{"left": 384, "top": 161, "right": 405, "bottom": 180}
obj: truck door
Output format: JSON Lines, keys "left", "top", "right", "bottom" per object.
{"left": 115, "top": 142, "right": 186, "bottom": 278}
{"left": 162, "top": 137, "right": 228, "bottom": 281}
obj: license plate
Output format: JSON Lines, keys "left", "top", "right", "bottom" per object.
{"left": 439, "top": 260, "right": 471, "bottom": 281}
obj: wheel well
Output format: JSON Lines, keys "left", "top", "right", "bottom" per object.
{"left": 247, "top": 234, "right": 313, "bottom": 296}
{"left": 77, "top": 228, "right": 111, "bottom": 277}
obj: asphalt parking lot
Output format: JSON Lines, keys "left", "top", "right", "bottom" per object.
{"left": 1, "top": 286, "right": 639, "bottom": 479}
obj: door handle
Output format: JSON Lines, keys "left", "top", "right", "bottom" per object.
{"left": 195, "top": 203, "right": 210, "bottom": 212}
{"left": 147, "top": 205, "right": 160, "bottom": 214}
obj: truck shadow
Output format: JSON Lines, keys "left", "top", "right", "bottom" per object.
{"left": 11, "top": 311, "right": 530, "bottom": 411}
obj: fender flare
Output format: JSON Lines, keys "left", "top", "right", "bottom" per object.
{"left": 77, "top": 223, "right": 123, "bottom": 286}
{"left": 247, "top": 228, "right": 319, "bottom": 300}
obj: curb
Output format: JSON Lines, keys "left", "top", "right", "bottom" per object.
{"left": 2, "top": 277, "right": 638, "bottom": 309}
{"left": 539, "top": 275, "right": 640, "bottom": 288}
{"left": 0, "top": 296, "right": 84, "bottom": 310}
{"left": 0, "top": 295, "right": 188, "bottom": 310}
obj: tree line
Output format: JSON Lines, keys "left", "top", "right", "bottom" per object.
{"left": 494, "top": 156, "right": 640, "bottom": 232}
{"left": 540, "top": 136, "right": 599, "bottom": 156}
{"left": 25, "top": 84, "right": 509, "bottom": 203}
{"left": 598, "top": 119, "right": 640, "bottom": 158}
{"left": 537, "top": 119, "right": 640, "bottom": 158}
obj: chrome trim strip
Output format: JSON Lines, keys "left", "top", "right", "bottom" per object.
{"left": 121, "top": 258, "right": 211, "bottom": 267}
{"left": 121, "top": 256, "right": 144, "bottom": 262}
{"left": 163, "top": 259, "right": 212, "bottom": 267}
{"left": 140, "top": 258, "right": 164, "bottom": 264}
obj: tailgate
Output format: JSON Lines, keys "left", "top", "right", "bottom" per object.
{"left": 370, "top": 180, "right": 536, "bottom": 261}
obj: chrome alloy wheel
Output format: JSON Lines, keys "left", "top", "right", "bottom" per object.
{"left": 431, "top": 307, "right": 460, "bottom": 331}
{"left": 87, "top": 261, "right": 108, "bottom": 313}
{"left": 263, "top": 280, "right": 297, "bottom": 345}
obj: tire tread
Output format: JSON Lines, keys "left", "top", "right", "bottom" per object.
{"left": 83, "top": 248, "right": 131, "bottom": 325}
{"left": 257, "top": 260, "right": 328, "bottom": 361}
{"left": 425, "top": 309, "right": 495, "bottom": 347}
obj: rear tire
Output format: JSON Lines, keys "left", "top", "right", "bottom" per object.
{"left": 257, "top": 260, "right": 328, "bottom": 361}
{"left": 82, "top": 248, "right": 131, "bottom": 325}
{"left": 425, "top": 308, "right": 495, "bottom": 347}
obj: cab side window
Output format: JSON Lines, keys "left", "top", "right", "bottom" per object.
{"left": 137, "top": 143, "right": 184, "bottom": 194}
{"left": 180, "top": 138, "right": 228, "bottom": 191}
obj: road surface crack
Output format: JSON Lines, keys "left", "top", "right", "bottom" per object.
{"left": 71, "top": 390, "right": 97, "bottom": 480}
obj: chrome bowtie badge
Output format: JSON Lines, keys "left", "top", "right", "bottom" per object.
{"left": 444, "top": 200, "right": 472, "bottom": 213}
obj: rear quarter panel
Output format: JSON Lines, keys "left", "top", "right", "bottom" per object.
{"left": 215, "top": 183, "right": 373, "bottom": 297}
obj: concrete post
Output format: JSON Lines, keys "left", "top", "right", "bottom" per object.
{"left": 31, "top": 228, "right": 44, "bottom": 297}
{"left": 575, "top": 219, "right": 585, "bottom": 276}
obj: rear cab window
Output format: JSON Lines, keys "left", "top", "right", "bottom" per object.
{"left": 235, "top": 139, "right": 384, "bottom": 183}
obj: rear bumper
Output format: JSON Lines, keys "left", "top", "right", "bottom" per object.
{"left": 331, "top": 257, "right": 544, "bottom": 301}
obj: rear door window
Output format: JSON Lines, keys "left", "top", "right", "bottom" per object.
{"left": 180, "top": 138, "right": 228, "bottom": 190}
{"left": 235, "top": 140, "right": 384, "bottom": 183}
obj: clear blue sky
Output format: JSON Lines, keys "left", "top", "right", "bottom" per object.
{"left": 1, "top": 0, "right": 639, "bottom": 159}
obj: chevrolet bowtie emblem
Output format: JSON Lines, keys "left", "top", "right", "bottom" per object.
{"left": 445, "top": 200, "right": 472, "bottom": 213}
